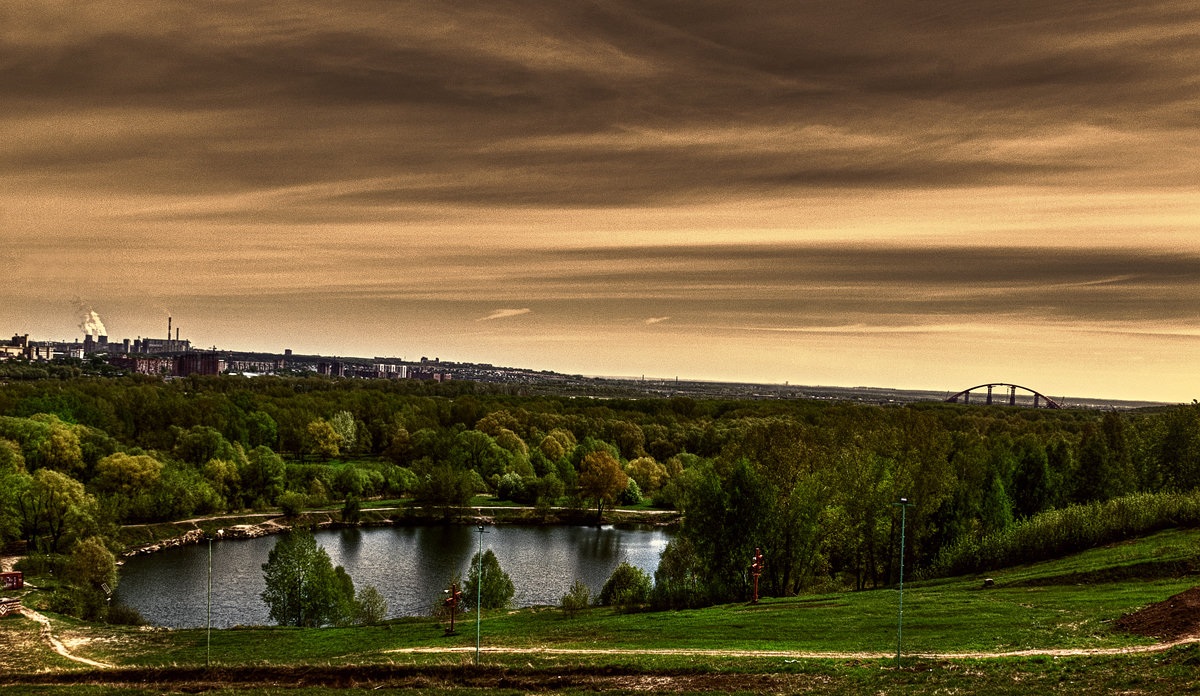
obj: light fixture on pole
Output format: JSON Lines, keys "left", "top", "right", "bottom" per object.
{"left": 893, "top": 498, "right": 914, "bottom": 667}
{"left": 475, "top": 525, "right": 489, "bottom": 666}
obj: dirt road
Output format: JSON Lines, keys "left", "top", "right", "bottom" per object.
{"left": 384, "top": 636, "right": 1200, "bottom": 660}
{"left": 19, "top": 606, "right": 114, "bottom": 669}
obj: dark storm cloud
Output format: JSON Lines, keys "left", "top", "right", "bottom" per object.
{"left": 2, "top": 0, "right": 1196, "bottom": 204}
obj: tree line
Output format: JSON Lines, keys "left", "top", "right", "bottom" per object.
{"left": 1, "top": 374, "right": 1198, "bottom": 615}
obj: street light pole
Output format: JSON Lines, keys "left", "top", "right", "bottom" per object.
{"left": 207, "top": 530, "right": 222, "bottom": 668}
{"left": 207, "top": 534, "right": 212, "bottom": 668}
{"left": 475, "top": 525, "right": 489, "bottom": 666}
{"left": 893, "top": 498, "right": 914, "bottom": 667}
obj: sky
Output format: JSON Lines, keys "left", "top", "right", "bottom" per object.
{"left": 2, "top": 1, "right": 1198, "bottom": 402}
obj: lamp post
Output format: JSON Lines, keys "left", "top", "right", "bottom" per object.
{"left": 475, "top": 525, "right": 489, "bottom": 666}
{"left": 893, "top": 498, "right": 914, "bottom": 667}
{"left": 207, "top": 529, "right": 222, "bottom": 668}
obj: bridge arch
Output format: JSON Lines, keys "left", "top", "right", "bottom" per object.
{"left": 945, "top": 383, "right": 1062, "bottom": 409}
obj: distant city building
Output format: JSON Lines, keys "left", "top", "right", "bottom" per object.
{"left": 110, "top": 356, "right": 174, "bottom": 375}
{"left": 133, "top": 337, "right": 191, "bottom": 353}
{"left": 175, "top": 353, "right": 225, "bottom": 377}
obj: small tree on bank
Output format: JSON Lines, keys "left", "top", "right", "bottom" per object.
{"left": 356, "top": 585, "right": 388, "bottom": 624}
{"left": 579, "top": 451, "right": 628, "bottom": 520}
{"left": 560, "top": 579, "right": 591, "bottom": 617}
{"left": 599, "top": 561, "right": 651, "bottom": 609}
{"left": 463, "top": 548, "right": 514, "bottom": 610}
{"left": 261, "top": 528, "right": 356, "bottom": 627}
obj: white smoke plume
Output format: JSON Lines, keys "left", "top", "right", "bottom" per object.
{"left": 79, "top": 309, "right": 107, "bottom": 337}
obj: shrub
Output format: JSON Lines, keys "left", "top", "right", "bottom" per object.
{"left": 928, "top": 490, "right": 1200, "bottom": 577}
{"left": 599, "top": 561, "right": 651, "bottom": 609}
{"left": 49, "top": 586, "right": 105, "bottom": 621}
{"left": 356, "top": 585, "right": 388, "bottom": 624}
{"left": 277, "top": 491, "right": 307, "bottom": 518}
{"left": 560, "top": 579, "right": 591, "bottom": 617}
{"left": 105, "top": 603, "right": 147, "bottom": 626}
{"left": 618, "top": 478, "right": 642, "bottom": 506}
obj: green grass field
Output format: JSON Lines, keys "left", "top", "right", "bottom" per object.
{"left": 4, "top": 527, "right": 1198, "bottom": 694}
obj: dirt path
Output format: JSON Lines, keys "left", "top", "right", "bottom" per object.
{"left": 384, "top": 636, "right": 1200, "bottom": 660}
{"left": 19, "top": 606, "right": 114, "bottom": 669}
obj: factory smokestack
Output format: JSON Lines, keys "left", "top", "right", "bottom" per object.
{"left": 167, "top": 317, "right": 172, "bottom": 342}
{"left": 176, "top": 328, "right": 179, "bottom": 341}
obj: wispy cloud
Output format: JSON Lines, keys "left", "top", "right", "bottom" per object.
{"left": 3, "top": 1, "right": 1199, "bottom": 400}
{"left": 478, "top": 308, "right": 532, "bottom": 321}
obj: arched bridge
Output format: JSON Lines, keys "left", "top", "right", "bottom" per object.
{"left": 945, "top": 383, "right": 1062, "bottom": 409}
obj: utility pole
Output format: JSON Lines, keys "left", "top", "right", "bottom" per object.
{"left": 893, "top": 498, "right": 914, "bottom": 667}
{"left": 206, "top": 528, "right": 223, "bottom": 667}
{"left": 207, "top": 534, "right": 212, "bottom": 668}
{"left": 475, "top": 525, "right": 489, "bottom": 666}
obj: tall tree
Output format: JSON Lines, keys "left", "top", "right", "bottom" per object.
{"left": 463, "top": 548, "right": 514, "bottom": 610}
{"left": 260, "top": 528, "right": 356, "bottom": 627}
{"left": 578, "top": 450, "right": 627, "bottom": 519}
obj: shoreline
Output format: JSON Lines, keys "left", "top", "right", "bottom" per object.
{"left": 119, "top": 505, "right": 681, "bottom": 559}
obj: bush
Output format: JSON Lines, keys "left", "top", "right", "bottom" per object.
{"left": 356, "top": 585, "right": 387, "bottom": 624}
{"left": 928, "top": 490, "right": 1200, "bottom": 577}
{"left": 15, "top": 552, "right": 67, "bottom": 580}
{"left": 49, "top": 586, "right": 105, "bottom": 621}
{"left": 560, "top": 579, "right": 591, "bottom": 617}
{"left": 105, "top": 603, "right": 147, "bottom": 626}
{"left": 277, "top": 491, "right": 307, "bottom": 518}
{"left": 617, "top": 478, "right": 642, "bottom": 506}
{"left": 599, "top": 561, "right": 651, "bottom": 609}
{"left": 65, "top": 536, "right": 117, "bottom": 591}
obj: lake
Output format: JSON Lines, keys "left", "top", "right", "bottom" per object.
{"left": 115, "top": 524, "right": 671, "bottom": 628}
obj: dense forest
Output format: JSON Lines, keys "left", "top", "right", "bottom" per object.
{"left": 1, "top": 374, "right": 1198, "bottom": 612}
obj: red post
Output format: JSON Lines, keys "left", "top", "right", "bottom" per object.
{"left": 444, "top": 583, "right": 462, "bottom": 634}
{"left": 750, "top": 548, "right": 764, "bottom": 604}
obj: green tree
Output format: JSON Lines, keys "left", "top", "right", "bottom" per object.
{"left": 93, "top": 453, "right": 162, "bottom": 497}
{"left": 65, "top": 536, "right": 118, "bottom": 591}
{"left": 598, "top": 561, "right": 651, "bottom": 608}
{"left": 560, "top": 579, "right": 591, "bottom": 617}
{"left": 450, "top": 430, "right": 511, "bottom": 480}
{"left": 12, "top": 469, "right": 99, "bottom": 553}
{"left": 241, "top": 446, "right": 285, "bottom": 506}
{"left": 246, "top": 410, "right": 278, "bottom": 449}
{"left": 579, "top": 450, "right": 627, "bottom": 519}
{"left": 329, "top": 411, "right": 357, "bottom": 453}
{"left": 680, "top": 460, "right": 774, "bottom": 600}
{"left": 625, "top": 456, "right": 667, "bottom": 493}
{"left": 539, "top": 434, "right": 566, "bottom": 462}
{"left": 416, "top": 464, "right": 477, "bottom": 511}
{"left": 356, "top": 585, "right": 387, "bottom": 624}
{"left": 341, "top": 494, "right": 361, "bottom": 524}
{"left": 463, "top": 548, "right": 514, "bottom": 610}
{"left": 277, "top": 491, "right": 306, "bottom": 518}
{"left": 0, "top": 438, "right": 25, "bottom": 473}
{"left": 260, "top": 528, "right": 356, "bottom": 627}
{"left": 306, "top": 419, "right": 342, "bottom": 461}
{"left": 37, "top": 423, "right": 84, "bottom": 473}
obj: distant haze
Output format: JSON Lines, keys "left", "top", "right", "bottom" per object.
{"left": 3, "top": 1, "right": 1198, "bottom": 402}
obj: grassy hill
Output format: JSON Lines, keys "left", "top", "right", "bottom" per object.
{"left": 3, "top": 527, "right": 1199, "bottom": 694}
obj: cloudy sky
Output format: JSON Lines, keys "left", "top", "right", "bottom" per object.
{"left": 3, "top": 1, "right": 1198, "bottom": 402}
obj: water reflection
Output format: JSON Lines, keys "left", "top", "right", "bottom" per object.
{"left": 115, "top": 524, "right": 671, "bottom": 628}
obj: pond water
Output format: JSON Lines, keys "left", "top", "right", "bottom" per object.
{"left": 114, "top": 524, "right": 671, "bottom": 628}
